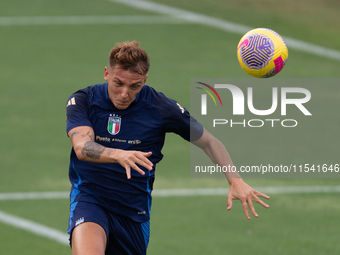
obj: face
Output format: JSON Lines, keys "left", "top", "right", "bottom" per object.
{"left": 104, "top": 65, "right": 148, "bottom": 110}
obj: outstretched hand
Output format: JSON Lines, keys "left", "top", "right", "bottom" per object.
{"left": 227, "top": 178, "right": 270, "bottom": 220}
{"left": 116, "top": 150, "right": 153, "bottom": 179}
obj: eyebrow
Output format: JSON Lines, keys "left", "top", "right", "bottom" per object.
{"left": 113, "top": 77, "right": 143, "bottom": 86}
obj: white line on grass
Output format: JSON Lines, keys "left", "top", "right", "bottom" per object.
{"left": 0, "top": 210, "right": 69, "bottom": 245}
{"left": 110, "top": 0, "right": 340, "bottom": 61}
{"left": 153, "top": 185, "right": 340, "bottom": 196}
{"left": 0, "top": 191, "right": 69, "bottom": 201}
{"left": 2, "top": 2, "right": 339, "bottom": 61}
{"left": 0, "top": 185, "right": 339, "bottom": 246}
{"left": 1, "top": 186, "right": 340, "bottom": 201}
{"left": 0, "top": 15, "right": 190, "bottom": 26}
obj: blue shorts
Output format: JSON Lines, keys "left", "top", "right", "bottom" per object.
{"left": 68, "top": 201, "right": 150, "bottom": 255}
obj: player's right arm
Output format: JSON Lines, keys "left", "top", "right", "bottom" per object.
{"left": 66, "top": 90, "right": 153, "bottom": 179}
{"left": 68, "top": 126, "right": 153, "bottom": 179}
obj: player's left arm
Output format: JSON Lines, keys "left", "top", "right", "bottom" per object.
{"left": 192, "top": 128, "right": 270, "bottom": 220}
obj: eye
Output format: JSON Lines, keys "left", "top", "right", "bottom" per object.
{"left": 131, "top": 85, "right": 139, "bottom": 90}
{"left": 114, "top": 80, "right": 123, "bottom": 86}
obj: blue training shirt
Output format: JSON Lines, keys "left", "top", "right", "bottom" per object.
{"left": 66, "top": 83, "right": 203, "bottom": 222}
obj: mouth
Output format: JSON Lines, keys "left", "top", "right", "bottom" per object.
{"left": 118, "top": 101, "right": 129, "bottom": 105}
{"left": 115, "top": 100, "right": 130, "bottom": 109}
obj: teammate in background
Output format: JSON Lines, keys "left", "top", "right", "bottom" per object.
{"left": 66, "top": 41, "right": 270, "bottom": 255}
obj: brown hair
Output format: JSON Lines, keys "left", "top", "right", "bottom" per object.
{"left": 108, "top": 41, "right": 150, "bottom": 75}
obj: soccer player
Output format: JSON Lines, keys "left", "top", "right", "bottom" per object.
{"left": 66, "top": 41, "right": 270, "bottom": 255}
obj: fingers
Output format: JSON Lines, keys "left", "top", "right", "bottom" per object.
{"left": 137, "top": 152, "right": 153, "bottom": 170}
{"left": 228, "top": 188, "right": 270, "bottom": 219}
{"left": 120, "top": 151, "right": 153, "bottom": 179}
{"left": 128, "top": 152, "right": 153, "bottom": 173}
{"left": 254, "top": 190, "right": 271, "bottom": 200}
{"left": 126, "top": 166, "right": 131, "bottom": 180}
{"left": 253, "top": 196, "right": 270, "bottom": 208}
{"left": 247, "top": 198, "right": 258, "bottom": 219}
{"left": 253, "top": 190, "right": 270, "bottom": 208}
{"left": 239, "top": 197, "right": 258, "bottom": 220}
{"left": 241, "top": 201, "right": 251, "bottom": 220}
{"left": 125, "top": 164, "right": 144, "bottom": 180}
{"left": 227, "top": 193, "right": 233, "bottom": 211}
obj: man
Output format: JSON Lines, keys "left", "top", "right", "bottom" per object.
{"left": 66, "top": 41, "right": 270, "bottom": 255}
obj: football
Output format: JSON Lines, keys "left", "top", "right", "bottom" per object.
{"left": 237, "top": 28, "right": 288, "bottom": 78}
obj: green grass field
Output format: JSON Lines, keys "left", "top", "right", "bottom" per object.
{"left": 0, "top": 0, "right": 339, "bottom": 254}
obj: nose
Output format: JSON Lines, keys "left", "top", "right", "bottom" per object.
{"left": 120, "top": 87, "right": 129, "bottom": 98}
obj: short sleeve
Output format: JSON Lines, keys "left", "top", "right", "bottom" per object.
{"left": 189, "top": 115, "right": 204, "bottom": 142}
{"left": 155, "top": 92, "right": 203, "bottom": 142}
{"left": 66, "top": 92, "right": 93, "bottom": 134}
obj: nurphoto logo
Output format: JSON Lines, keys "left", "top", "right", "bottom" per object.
{"left": 196, "top": 81, "right": 312, "bottom": 128}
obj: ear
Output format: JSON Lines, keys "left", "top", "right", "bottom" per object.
{"left": 104, "top": 67, "right": 109, "bottom": 81}
{"left": 143, "top": 74, "right": 148, "bottom": 85}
